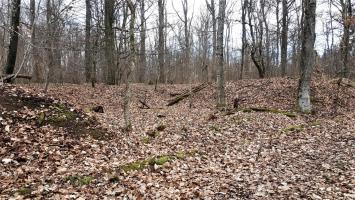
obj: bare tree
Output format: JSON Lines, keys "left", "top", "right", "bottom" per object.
{"left": 240, "top": 0, "right": 248, "bottom": 79}
{"left": 280, "top": 0, "right": 294, "bottom": 76}
{"left": 3, "top": 0, "right": 21, "bottom": 80}
{"left": 104, "top": 0, "right": 115, "bottom": 85}
{"left": 206, "top": 0, "right": 217, "bottom": 81}
{"left": 158, "top": 0, "right": 165, "bottom": 83}
{"left": 124, "top": 0, "right": 136, "bottom": 130}
{"left": 298, "top": 0, "right": 316, "bottom": 113}
{"left": 338, "top": 0, "right": 352, "bottom": 77}
{"left": 85, "top": 0, "right": 93, "bottom": 85}
{"left": 216, "top": 0, "right": 226, "bottom": 107}
{"left": 138, "top": 0, "right": 146, "bottom": 83}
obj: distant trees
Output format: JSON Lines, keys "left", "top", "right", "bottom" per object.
{"left": 0, "top": 0, "right": 353, "bottom": 87}
{"left": 298, "top": 0, "right": 316, "bottom": 113}
{"left": 3, "top": 0, "right": 21, "bottom": 80}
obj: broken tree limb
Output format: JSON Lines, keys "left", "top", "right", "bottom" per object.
{"left": 138, "top": 99, "right": 150, "bottom": 109}
{"left": 336, "top": 78, "right": 355, "bottom": 87}
{"left": 0, "top": 74, "right": 32, "bottom": 83}
{"left": 166, "top": 82, "right": 210, "bottom": 106}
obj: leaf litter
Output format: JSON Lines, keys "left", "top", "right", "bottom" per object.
{"left": 0, "top": 77, "right": 354, "bottom": 199}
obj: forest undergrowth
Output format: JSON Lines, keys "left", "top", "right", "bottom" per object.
{"left": 1, "top": 77, "right": 354, "bottom": 199}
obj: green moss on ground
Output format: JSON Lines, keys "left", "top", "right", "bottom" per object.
{"left": 65, "top": 175, "right": 94, "bottom": 186}
{"left": 119, "top": 150, "right": 198, "bottom": 173}
{"left": 17, "top": 187, "right": 31, "bottom": 196}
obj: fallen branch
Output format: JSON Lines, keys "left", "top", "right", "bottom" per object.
{"left": 336, "top": 78, "right": 355, "bottom": 87}
{"left": 166, "top": 82, "right": 210, "bottom": 106}
{"left": 240, "top": 107, "right": 297, "bottom": 118}
{"left": 138, "top": 99, "right": 150, "bottom": 109}
{"left": 0, "top": 74, "right": 32, "bottom": 83}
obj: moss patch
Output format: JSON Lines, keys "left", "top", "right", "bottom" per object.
{"left": 119, "top": 150, "right": 198, "bottom": 173}
{"left": 17, "top": 187, "right": 31, "bottom": 196}
{"left": 210, "top": 125, "right": 221, "bottom": 132}
{"left": 240, "top": 107, "right": 297, "bottom": 118}
{"left": 281, "top": 124, "right": 305, "bottom": 133}
{"left": 65, "top": 175, "right": 94, "bottom": 186}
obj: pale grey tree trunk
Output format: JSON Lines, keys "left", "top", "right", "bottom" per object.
{"left": 298, "top": 0, "right": 316, "bottom": 113}
{"left": 124, "top": 0, "right": 136, "bottom": 131}
{"left": 240, "top": 0, "right": 248, "bottom": 80}
{"left": 216, "top": 0, "right": 226, "bottom": 107}
{"left": 206, "top": 0, "right": 216, "bottom": 81}
{"left": 44, "top": 0, "right": 53, "bottom": 93}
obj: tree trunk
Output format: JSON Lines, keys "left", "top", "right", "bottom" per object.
{"left": 30, "top": 0, "right": 43, "bottom": 83}
{"left": 158, "top": 0, "right": 165, "bottom": 83}
{"left": 240, "top": 0, "right": 248, "bottom": 80}
{"left": 124, "top": 0, "right": 136, "bottom": 130}
{"left": 139, "top": 0, "right": 146, "bottom": 83}
{"left": 44, "top": 0, "right": 53, "bottom": 93}
{"left": 3, "top": 0, "right": 21, "bottom": 80}
{"left": 339, "top": 0, "right": 351, "bottom": 77}
{"left": 206, "top": 0, "right": 216, "bottom": 81}
{"left": 85, "top": 0, "right": 92, "bottom": 83}
{"left": 104, "top": 0, "right": 115, "bottom": 85}
{"left": 280, "top": 0, "right": 288, "bottom": 76}
{"left": 298, "top": 0, "right": 316, "bottom": 113}
{"left": 216, "top": 0, "right": 226, "bottom": 107}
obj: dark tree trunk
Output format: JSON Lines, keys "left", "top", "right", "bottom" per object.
{"left": 139, "top": 0, "right": 146, "bottom": 83}
{"left": 104, "top": 0, "right": 115, "bottom": 85}
{"left": 85, "top": 0, "right": 92, "bottom": 83}
{"left": 3, "top": 0, "right": 21, "bottom": 79}
{"left": 280, "top": 0, "right": 288, "bottom": 76}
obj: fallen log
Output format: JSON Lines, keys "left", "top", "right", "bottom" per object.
{"left": 0, "top": 74, "right": 32, "bottom": 83}
{"left": 336, "top": 78, "right": 355, "bottom": 87}
{"left": 166, "top": 82, "right": 210, "bottom": 106}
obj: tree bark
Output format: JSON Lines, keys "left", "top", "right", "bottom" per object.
{"left": 339, "top": 0, "right": 352, "bottom": 77}
{"left": 240, "top": 0, "right": 248, "bottom": 80}
{"left": 280, "top": 0, "right": 289, "bottom": 76}
{"left": 104, "top": 0, "right": 115, "bottom": 85}
{"left": 138, "top": 0, "right": 146, "bottom": 83}
{"left": 3, "top": 0, "right": 21, "bottom": 80}
{"left": 216, "top": 0, "right": 226, "bottom": 107}
{"left": 206, "top": 0, "right": 216, "bottom": 81}
{"left": 298, "top": 0, "right": 316, "bottom": 113}
{"left": 30, "top": 0, "right": 43, "bottom": 83}
{"left": 124, "top": 0, "right": 136, "bottom": 130}
{"left": 158, "top": 0, "right": 165, "bottom": 83}
{"left": 85, "top": 0, "right": 92, "bottom": 83}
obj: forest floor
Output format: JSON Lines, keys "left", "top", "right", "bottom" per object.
{"left": 0, "top": 77, "right": 354, "bottom": 199}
